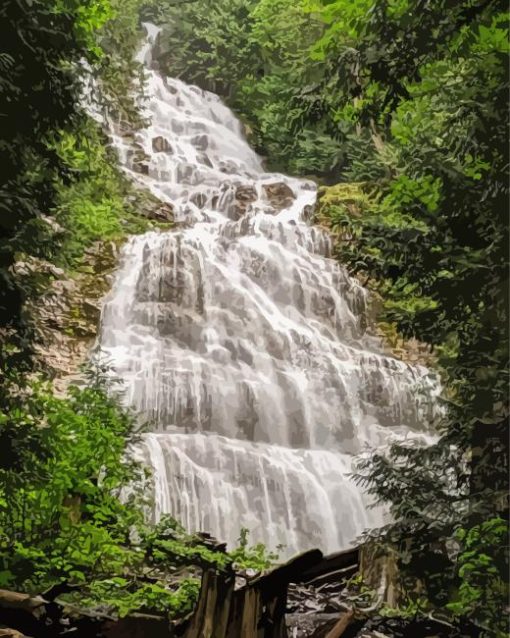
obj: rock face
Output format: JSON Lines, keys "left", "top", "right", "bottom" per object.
{"left": 17, "top": 243, "right": 121, "bottom": 394}
{"left": 263, "top": 181, "right": 295, "bottom": 211}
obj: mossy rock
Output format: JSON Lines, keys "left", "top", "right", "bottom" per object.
{"left": 317, "top": 182, "right": 377, "bottom": 226}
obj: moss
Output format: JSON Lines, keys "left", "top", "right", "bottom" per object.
{"left": 316, "top": 182, "right": 379, "bottom": 233}
{"left": 317, "top": 183, "right": 435, "bottom": 367}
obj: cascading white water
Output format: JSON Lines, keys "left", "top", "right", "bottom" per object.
{"left": 100, "top": 25, "right": 436, "bottom": 557}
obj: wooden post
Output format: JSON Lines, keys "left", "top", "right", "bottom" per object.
{"left": 324, "top": 609, "right": 354, "bottom": 638}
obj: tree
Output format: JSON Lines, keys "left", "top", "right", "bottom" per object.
{"left": 0, "top": 0, "right": 112, "bottom": 373}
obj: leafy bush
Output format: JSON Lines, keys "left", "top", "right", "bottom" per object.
{"left": 54, "top": 121, "right": 151, "bottom": 268}
{"left": 0, "top": 365, "right": 144, "bottom": 592}
{"left": 316, "top": 1, "right": 508, "bottom": 631}
{"left": 448, "top": 518, "right": 509, "bottom": 636}
{"left": 73, "top": 577, "right": 201, "bottom": 618}
{"left": 0, "top": 368, "right": 216, "bottom": 618}
{"left": 229, "top": 528, "right": 280, "bottom": 572}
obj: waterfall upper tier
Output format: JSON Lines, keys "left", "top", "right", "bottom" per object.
{"left": 99, "top": 26, "right": 437, "bottom": 556}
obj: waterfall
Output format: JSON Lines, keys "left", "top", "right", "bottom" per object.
{"left": 99, "top": 25, "right": 437, "bottom": 557}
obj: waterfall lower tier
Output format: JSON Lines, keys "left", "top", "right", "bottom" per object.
{"left": 142, "top": 431, "right": 380, "bottom": 555}
{"left": 99, "top": 24, "right": 437, "bottom": 558}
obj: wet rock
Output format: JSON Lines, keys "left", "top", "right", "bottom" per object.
{"left": 117, "top": 118, "right": 133, "bottom": 136}
{"left": 81, "top": 299, "right": 101, "bottom": 324}
{"left": 303, "top": 204, "right": 315, "bottom": 221}
{"left": 130, "top": 149, "right": 151, "bottom": 175}
{"left": 218, "top": 159, "right": 240, "bottom": 174}
{"left": 177, "top": 163, "right": 201, "bottom": 185}
{"left": 263, "top": 181, "right": 295, "bottom": 211}
{"left": 233, "top": 184, "right": 257, "bottom": 220}
{"left": 19, "top": 240, "right": 123, "bottom": 395}
{"left": 146, "top": 202, "right": 174, "bottom": 222}
{"left": 152, "top": 135, "right": 173, "bottom": 153}
{"left": 190, "top": 192, "right": 208, "bottom": 209}
{"left": 135, "top": 162, "right": 149, "bottom": 175}
{"left": 191, "top": 133, "right": 209, "bottom": 151}
{"left": 85, "top": 240, "right": 119, "bottom": 274}
{"left": 197, "top": 152, "right": 213, "bottom": 168}
{"left": 171, "top": 119, "right": 184, "bottom": 134}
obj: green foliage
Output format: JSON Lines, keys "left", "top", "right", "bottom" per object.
{"left": 229, "top": 528, "right": 280, "bottom": 572}
{"left": 144, "top": 0, "right": 258, "bottom": 95}
{"left": 380, "top": 595, "right": 430, "bottom": 620}
{"left": 0, "top": 365, "right": 143, "bottom": 591}
{"left": 54, "top": 0, "right": 114, "bottom": 57}
{"left": 98, "top": 0, "right": 147, "bottom": 127}
{"left": 0, "top": 0, "right": 152, "bottom": 375}
{"left": 1, "top": 0, "right": 507, "bottom": 630}
{"left": 70, "top": 576, "right": 201, "bottom": 618}
{"left": 0, "top": 0, "right": 114, "bottom": 337}
{"left": 54, "top": 120, "right": 151, "bottom": 267}
{"left": 141, "top": 516, "right": 232, "bottom": 571}
{"left": 447, "top": 518, "right": 509, "bottom": 635}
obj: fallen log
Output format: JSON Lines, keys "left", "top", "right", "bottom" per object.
{"left": 304, "top": 565, "right": 358, "bottom": 588}
{"left": 251, "top": 549, "right": 324, "bottom": 594}
{"left": 300, "top": 549, "right": 359, "bottom": 585}
{"left": 0, "top": 590, "right": 46, "bottom": 617}
{"left": 0, "top": 589, "right": 52, "bottom": 637}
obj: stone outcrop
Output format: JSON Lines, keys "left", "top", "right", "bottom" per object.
{"left": 317, "top": 183, "right": 434, "bottom": 368}
{"left": 233, "top": 184, "right": 258, "bottom": 220}
{"left": 263, "top": 182, "right": 295, "bottom": 212}
{"left": 130, "top": 147, "right": 151, "bottom": 175}
{"left": 152, "top": 136, "right": 173, "bottom": 153}
{"left": 17, "top": 242, "right": 121, "bottom": 394}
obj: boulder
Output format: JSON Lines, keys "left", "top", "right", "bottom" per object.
{"left": 218, "top": 159, "right": 239, "bottom": 174}
{"left": 263, "top": 181, "right": 295, "bottom": 212}
{"left": 191, "top": 134, "right": 208, "bottom": 151}
{"left": 233, "top": 185, "right": 257, "bottom": 220}
{"left": 130, "top": 149, "right": 150, "bottom": 175}
{"left": 117, "top": 119, "right": 133, "bottom": 136}
{"left": 197, "top": 152, "right": 213, "bottom": 168}
{"left": 147, "top": 203, "right": 174, "bottom": 222}
{"left": 152, "top": 136, "right": 173, "bottom": 153}
{"left": 190, "top": 192, "right": 208, "bottom": 209}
